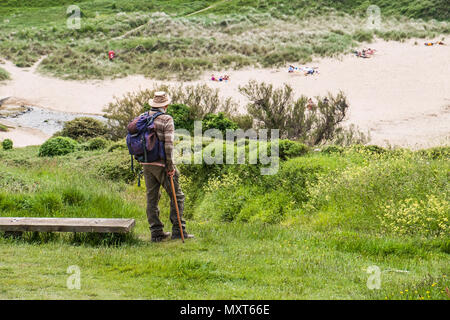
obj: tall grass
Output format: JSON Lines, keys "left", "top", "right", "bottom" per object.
{"left": 0, "top": 67, "right": 10, "bottom": 81}
{"left": 0, "top": 143, "right": 449, "bottom": 299}
{"left": 0, "top": 2, "right": 448, "bottom": 80}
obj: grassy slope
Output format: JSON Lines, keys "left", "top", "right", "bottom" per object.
{"left": 0, "top": 145, "right": 448, "bottom": 299}
{"left": 1, "top": 0, "right": 448, "bottom": 19}
{"left": 0, "top": 1, "right": 448, "bottom": 79}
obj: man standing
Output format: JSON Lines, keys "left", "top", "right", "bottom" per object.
{"left": 142, "top": 91, "right": 194, "bottom": 242}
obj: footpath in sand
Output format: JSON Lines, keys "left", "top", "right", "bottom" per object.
{"left": 0, "top": 38, "right": 449, "bottom": 148}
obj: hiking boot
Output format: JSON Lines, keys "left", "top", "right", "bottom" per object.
{"left": 151, "top": 232, "right": 171, "bottom": 242}
{"left": 171, "top": 232, "right": 195, "bottom": 240}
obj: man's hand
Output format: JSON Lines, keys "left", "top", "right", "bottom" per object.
{"left": 167, "top": 169, "right": 175, "bottom": 177}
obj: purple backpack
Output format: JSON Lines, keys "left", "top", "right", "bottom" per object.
{"left": 126, "top": 111, "right": 166, "bottom": 167}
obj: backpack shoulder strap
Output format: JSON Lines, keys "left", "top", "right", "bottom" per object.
{"left": 148, "top": 111, "right": 164, "bottom": 125}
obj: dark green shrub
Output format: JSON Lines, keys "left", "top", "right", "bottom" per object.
{"left": 321, "top": 145, "right": 344, "bottom": 154}
{"left": 231, "top": 114, "right": 254, "bottom": 130}
{"left": 2, "top": 139, "right": 13, "bottom": 150}
{"left": 278, "top": 140, "right": 308, "bottom": 160}
{"left": 59, "top": 117, "right": 108, "bottom": 141}
{"left": 0, "top": 67, "right": 10, "bottom": 81}
{"left": 39, "top": 137, "right": 78, "bottom": 157}
{"left": 85, "top": 137, "right": 109, "bottom": 151}
{"left": 349, "top": 144, "right": 386, "bottom": 155}
{"left": 239, "top": 80, "right": 352, "bottom": 145}
{"left": 167, "top": 103, "right": 194, "bottom": 132}
{"left": 202, "top": 112, "right": 238, "bottom": 134}
{"left": 418, "top": 146, "right": 450, "bottom": 160}
{"left": 108, "top": 140, "right": 127, "bottom": 152}
{"left": 103, "top": 84, "right": 237, "bottom": 140}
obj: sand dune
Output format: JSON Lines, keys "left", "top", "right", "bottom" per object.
{"left": 0, "top": 38, "right": 449, "bottom": 148}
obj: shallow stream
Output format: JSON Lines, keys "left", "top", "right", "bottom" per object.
{"left": 1, "top": 106, "right": 106, "bottom": 135}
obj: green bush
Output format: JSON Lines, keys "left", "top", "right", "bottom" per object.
{"left": 202, "top": 112, "right": 238, "bottom": 134}
{"left": 0, "top": 67, "right": 10, "bottom": 81}
{"left": 418, "top": 146, "right": 450, "bottom": 160}
{"left": 108, "top": 140, "right": 128, "bottom": 152}
{"left": 306, "top": 158, "right": 449, "bottom": 233}
{"left": 346, "top": 144, "right": 387, "bottom": 155}
{"left": 278, "top": 140, "right": 308, "bottom": 160}
{"left": 239, "top": 81, "right": 354, "bottom": 145}
{"left": 2, "top": 139, "right": 13, "bottom": 150}
{"left": 103, "top": 84, "right": 237, "bottom": 140}
{"left": 380, "top": 195, "right": 449, "bottom": 238}
{"left": 59, "top": 117, "right": 108, "bottom": 141}
{"left": 39, "top": 137, "right": 78, "bottom": 157}
{"left": 167, "top": 103, "right": 194, "bottom": 132}
{"left": 85, "top": 137, "right": 109, "bottom": 151}
{"left": 231, "top": 114, "right": 254, "bottom": 130}
{"left": 321, "top": 145, "right": 344, "bottom": 154}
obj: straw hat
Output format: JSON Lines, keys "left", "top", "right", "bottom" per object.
{"left": 149, "top": 91, "right": 171, "bottom": 108}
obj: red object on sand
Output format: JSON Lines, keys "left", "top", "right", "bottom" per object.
{"left": 108, "top": 50, "right": 115, "bottom": 60}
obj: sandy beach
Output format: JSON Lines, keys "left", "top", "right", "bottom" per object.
{"left": 1, "top": 38, "right": 449, "bottom": 148}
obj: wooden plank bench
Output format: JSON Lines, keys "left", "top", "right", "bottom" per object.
{"left": 0, "top": 217, "right": 135, "bottom": 235}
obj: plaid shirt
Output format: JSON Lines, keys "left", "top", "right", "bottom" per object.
{"left": 144, "top": 107, "right": 175, "bottom": 171}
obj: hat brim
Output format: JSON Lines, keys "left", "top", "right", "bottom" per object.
{"left": 149, "top": 97, "right": 171, "bottom": 108}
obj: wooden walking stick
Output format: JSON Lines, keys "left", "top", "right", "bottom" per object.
{"left": 169, "top": 174, "right": 185, "bottom": 243}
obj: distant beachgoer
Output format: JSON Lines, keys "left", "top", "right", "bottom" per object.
{"left": 223, "top": 75, "right": 229, "bottom": 81}
{"left": 323, "top": 97, "right": 329, "bottom": 105}
{"left": 108, "top": 50, "right": 115, "bottom": 60}
{"left": 303, "top": 67, "right": 315, "bottom": 75}
{"left": 288, "top": 65, "right": 295, "bottom": 73}
{"left": 307, "top": 98, "right": 315, "bottom": 110}
{"left": 425, "top": 42, "right": 434, "bottom": 46}
{"left": 211, "top": 74, "right": 216, "bottom": 81}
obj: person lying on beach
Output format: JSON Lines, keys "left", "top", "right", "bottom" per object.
{"left": 307, "top": 98, "right": 316, "bottom": 110}
{"left": 355, "top": 50, "right": 370, "bottom": 58}
{"left": 303, "top": 67, "right": 319, "bottom": 75}
{"left": 288, "top": 65, "right": 295, "bottom": 73}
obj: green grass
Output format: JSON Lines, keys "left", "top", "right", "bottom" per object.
{"left": 0, "top": 144, "right": 448, "bottom": 299}
{"left": 0, "top": 67, "right": 10, "bottom": 81}
{"left": 0, "top": 123, "right": 12, "bottom": 132}
{"left": 0, "top": 1, "right": 448, "bottom": 80}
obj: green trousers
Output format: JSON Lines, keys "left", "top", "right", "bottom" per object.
{"left": 142, "top": 165, "right": 186, "bottom": 236}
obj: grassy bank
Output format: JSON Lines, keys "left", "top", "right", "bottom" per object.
{"left": 0, "top": 1, "right": 448, "bottom": 80}
{"left": 0, "top": 67, "right": 10, "bottom": 81}
{"left": 0, "top": 143, "right": 448, "bottom": 299}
